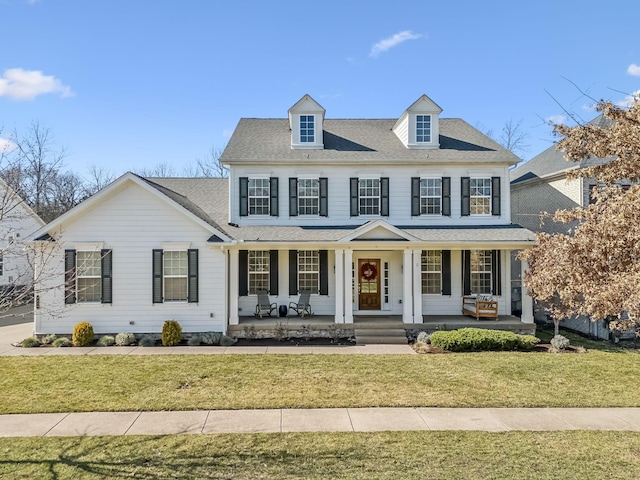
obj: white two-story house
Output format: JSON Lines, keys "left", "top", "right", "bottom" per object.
{"left": 28, "top": 94, "right": 535, "bottom": 338}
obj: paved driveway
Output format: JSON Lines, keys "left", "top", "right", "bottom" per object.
{"left": 0, "top": 305, "right": 33, "bottom": 346}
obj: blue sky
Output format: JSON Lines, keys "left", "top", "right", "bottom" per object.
{"left": 1, "top": 0, "right": 639, "bottom": 178}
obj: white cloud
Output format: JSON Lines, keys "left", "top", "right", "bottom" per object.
{"left": 546, "top": 114, "right": 566, "bottom": 125}
{"left": 369, "top": 30, "right": 423, "bottom": 58}
{"left": 616, "top": 89, "right": 640, "bottom": 107}
{"left": 0, "top": 138, "right": 17, "bottom": 153}
{"left": 627, "top": 64, "right": 640, "bottom": 76}
{"left": 0, "top": 68, "right": 74, "bottom": 101}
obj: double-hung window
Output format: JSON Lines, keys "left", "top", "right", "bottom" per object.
{"left": 163, "top": 251, "right": 188, "bottom": 301}
{"left": 298, "top": 179, "right": 319, "bottom": 215}
{"left": 421, "top": 250, "right": 442, "bottom": 294}
{"left": 297, "top": 250, "right": 319, "bottom": 294}
{"left": 416, "top": 115, "right": 431, "bottom": 143}
{"left": 248, "top": 178, "right": 270, "bottom": 215}
{"left": 470, "top": 178, "right": 492, "bottom": 215}
{"left": 152, "top": 249, "right": 198, "bottom": 303}
{"left": 420, "top": 178, "right": 441, "bottom": 215}
{"left": 470, "top": 250, "right": 492, "bottom": 294}
{"left": 64, "top": 249, "right": 112, "bottom": 304}
{"left": 248, "top": 250, "right": 270, "bottom": 295}
{"left": 300, "top": 115, "right": 315, "bottom": 143}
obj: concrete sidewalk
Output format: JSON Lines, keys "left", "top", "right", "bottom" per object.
{"left": 2, "top": 407, "right": 640, "bottom": 437}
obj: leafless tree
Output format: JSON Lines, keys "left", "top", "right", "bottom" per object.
{"left": 192, "top": 145, "right": 228, "bottom": 178}
{"left": 84, "top": 165, "right": 115, "bottom": 196}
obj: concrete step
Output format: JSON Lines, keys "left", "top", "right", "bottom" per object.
{"left": 355, "top": 328, "right": 408, "bottom": 345}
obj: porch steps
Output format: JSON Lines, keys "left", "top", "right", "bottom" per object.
{"left": 355, "top": 328, "right": 408, "bottom": 345}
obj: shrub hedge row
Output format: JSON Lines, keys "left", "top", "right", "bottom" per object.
{"left": 430, "top": 328, "right": 539, "bottom": 352}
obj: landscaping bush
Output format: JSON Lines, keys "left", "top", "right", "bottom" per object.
{"left": 21, "top": 337, "right": 41, "bottom": 348}
{"left": 97, "top": 335, "right": 115, "bottom": 347}
{"left": 220, "top": 335, "right": 237, "bottom": 347}
{"left": 551, "top": 334, "right": 570, "bottom": 350}
{"left": 115, "top": 332, "right": 136, "bottom": 346}
{"left": 52, "top": 337, "right": 71, "bottom": 347}
{"left": 41, "top": 334, "right": 57, "bottom": 345}
{"left": 161, "top": 320, "right": 182, "bottom": 346}
{"left": 187, "top": 335, "right": 202, "bottom": 346}
{"left": 416, "top": 331, "right": 431, "bottom": 344}
{"left": 430, "top": 328, "right": 540, "bottom": 352}
{"left": 138, "top": 335, "right": 156, "bottom": 347}
{"left": 200, "top": 332, "right": 222, "bottom": 345}
{"left": 72, "top": 322, "right": 94, "bottom": 347}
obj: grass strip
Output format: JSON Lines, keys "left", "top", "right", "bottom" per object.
{"left": 1, "top": 431, "right": 640, "bottom": 479}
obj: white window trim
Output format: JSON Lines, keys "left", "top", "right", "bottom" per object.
{"left": 297, "top": 250, "right": 319, "bottom": 294}
{"left": 358, "top": 177, "right": 381, "bottom": 216}
{"left": 298, "top": 177, "right": 320, "bottom": 216}
{"left": 76, "top": 250, "right": 102, "bottom": 303}
{"left": 470, "top": 250, "right": 492, "bottom": 295}
{"left": 420, "top": 177, "right": 442, "bottom": 215}
{"left": 248, "top": 177, "right": 271, "bottom": 217}
{"left": 416, "top": 114, "right": 432, "bottom": 143}
{"left": 421, "top": 250, "right": 442, "bottom": 295}
{"left": 299, "top": 115, "right": 315, "bottom": 143}
{"left": 163, "top": 250, "right": 188, "bottom": 302}
{"left": 470, "top": 177, "right": 492, "bottom": 216}
{"left": 248, "top": 250, "right": 270, "bottom": 295}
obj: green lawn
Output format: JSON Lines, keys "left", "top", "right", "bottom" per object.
{"left": 1, "top": 333, "right": 638, "bottom": 413}
{"left": 2, "top": 431, "right": 640, "bottom": 479}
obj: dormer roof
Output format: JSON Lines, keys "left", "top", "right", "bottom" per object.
{"left": 288, "top": 94, "right": 325, "bottom": 130}
{"left": 393, "top": 94, "right": 443, "bottom": 150}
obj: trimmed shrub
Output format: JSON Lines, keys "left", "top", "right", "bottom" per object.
{"left": 21, "top": 337, "right": 41, "bottom": 348}
{"left": 115, "top": 332, "right": 136, "bottom": 346}
{"left": 138, "top": 335, "right": 156, "bottom": 347}
{"left": 52, "top": 337, "right": 71, "bottom": 348}
{"left": 97, "top": 335, "right": 115, "bottom": 347}
{"left": 41, "top": 334, "right": 57, "bottom": 345}
{"left": 220, "top": 335, "right": 237, "bottom": 347}
{"left": 72, "top": 322, "right": 94, "bottom": 347}
{"left": 187, "top": 335, "right": 202, "bottom": 346}
{"left": 551, "top": 334, "right": 570, "bottom": 350}
{"left": 416, "top": 331, "right": 431, "bottom": 344}
{"left": 201, "top": 332, "right": 222, "bottom": 346}
{"left": 161, "top": 320, "right": 182, "bottom": 346}
{"left": 430, "top": 328, "right": 540, "bottom": 352}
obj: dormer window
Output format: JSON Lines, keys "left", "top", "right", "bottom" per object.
{"left": 416, "top": 115, "right": 431, "bottom": 143}
{"left": 288, "top": 94, "right": 325, "bottom": 149}
{"left": 300, "top": 115, "right": 315, "bottom": 143}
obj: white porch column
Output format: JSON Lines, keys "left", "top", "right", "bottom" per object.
{"left": 334, "top": 249, "right": 344, "bottom": 324}
{"left": 344, "top": 249, "right": 353, "bottom": 324}
{"left": 520, "top": 258, "right": 534, "bottom": 323}
{"left": 402, "top": 249, "right": 413, "bottom": 323}
{"left": 412, "top": 249, "right": 423, "bottom": 323}
{"left": 229, "top": 249, "right": 239, "bottom": 325}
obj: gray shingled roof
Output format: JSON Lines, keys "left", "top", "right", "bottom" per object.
{"left": 221, "top": 118, "right": 521, "bottom": 165}
{"left": 149, "top": 177, "right": 535, "bottom": 244}
{"left": 511, "top": 115, "right": 613, "bottom": 184}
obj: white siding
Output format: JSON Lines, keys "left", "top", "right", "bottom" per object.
{"left": 34, "top": 182, "right": 227, "bottom": 335}
{"left": 231, "top": 164, "right": 512, "bottom": 226}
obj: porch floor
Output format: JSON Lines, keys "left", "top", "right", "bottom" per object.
{"left": 230, "top": 314, "right": 535, "bottom": 335}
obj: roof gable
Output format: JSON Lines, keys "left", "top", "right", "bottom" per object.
{"left": 288, "top": 94, "right": 325, "bottom": 129}
{"left": 339, "top": 220, "right": 419, "bottom": 242}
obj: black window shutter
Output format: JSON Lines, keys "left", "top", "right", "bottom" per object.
{"left": 187, "top": 249, "right": 199, "bottom": 303}
{"left": 380, "top": 177, "right": 390, "bottom": 216}
{"left": 441, "top": 250, "right": 451, "bottom": 295}
{"left": 238, "top": 250, "right": 248, "bottom": 296}
{"left": 269, "top": 250, "right": 279, "bottom": 295}
{"left": 64, "top": 249, "right": 76, "bottom": 304}
{"left": 491, "top": 250, "right": 502, "bottom": 296}
{"left": 491, "top": 176, "right": 501, "bottom": 216}
{"left": 411, "top": 177, "right": 420, "bottom": 216}
{"left": 319, "top": 177, "right": 328, "bottom": 217}
{"left": 462, "top": 250, "right": 471, "bottom": 295}
{"left": 270, "top": 177, "right": 279, "bottom": 216}
{"left": 289, "top": 250, "right": 298, "bottom": 295}
{"left": 350, "top": 178, "right": 359, "bottom": 216}
{"left": 442, "top": 177, "right": 451, "bottom": 216}
{"left": 289, "top": 178, "right": 298, "bottom": 216}
{"left": 319, "top": 250, "right": 328, "bottom": 295}
{"left": 152, "top": 249, "right": 163, "bottom": 304}
{"left": 239, "top": 177, "right": 248, "bottom": 217}
{"left": 101, "top": 249, "right": 112, "bottom": 304}
{"left": 461, "top": 177, "right": 470, "bottom": 216}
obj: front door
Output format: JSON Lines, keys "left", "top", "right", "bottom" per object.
{"left": 358, "top": 259, "right": 381, "bottom": 310}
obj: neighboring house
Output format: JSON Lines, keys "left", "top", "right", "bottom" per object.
{"left": 0, "top": 177, "right": 45, "bottom": 299}
{"left": 28, "top": 94, "right": 536, "bottom": 336}
{"left": 510, "top": 115, "right": 617, "bottom": 339}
